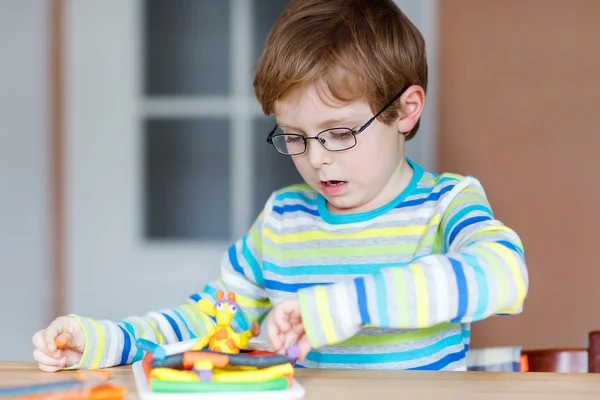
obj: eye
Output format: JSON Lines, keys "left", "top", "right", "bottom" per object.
{"left": 229, "top": 304, "right": 238, "bottom": 313}
{"left": 215, "top": 302, "right": 224, "bottom": 310}
{"left": 284, "top": 135, "right": 303, "bottom": 143}
{"left": 328, "top": 129, "right": 353, "bottom": 139}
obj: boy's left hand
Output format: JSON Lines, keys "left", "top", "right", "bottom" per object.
{"left": 267, "top": 298, "right": 311, "bottom": 361}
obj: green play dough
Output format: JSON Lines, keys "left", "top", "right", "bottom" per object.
{"left": 150, "top": 377, "right": 290, "bottom": 393}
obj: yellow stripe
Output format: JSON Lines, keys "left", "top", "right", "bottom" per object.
{"left": 264, "top": 224, "right": 436, "bottom": 244}
{"left": 420, "top": 174, "right": 438, "bottom": 184}
{"left": 484, "top": 242, "right": 527, "bottom": 313}
{"left": 234, "top": 293, "right": 272, "bottom": 310}
{"left": 181, "top": 304, "right": 204, "bottom": 336}
{"left": 89, "top": 319, "right": 105, "bottom": 369}
{"left": 409, "top": 263, "right": 429, "bottom": 327}
{"left": 249, "top": 224, "right": 262, "bottom": 249}
{"left": 314, "top": 286, "right": 338, "bottom": 344}
{"left": 148, "top": 321, "right": 165, "bottom": 344}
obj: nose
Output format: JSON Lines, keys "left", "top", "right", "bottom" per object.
{"left": 306, "top": 138, "right": 332, "bottom": 168}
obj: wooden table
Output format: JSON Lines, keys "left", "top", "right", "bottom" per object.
{"left": 1, "top": 362, "right": 600, "bottom": 399}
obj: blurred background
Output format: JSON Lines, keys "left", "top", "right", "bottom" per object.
{"left": 0, "top": 0, "right": 598, "bottom": 361}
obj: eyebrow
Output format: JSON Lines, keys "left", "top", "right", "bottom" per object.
{"left": 278, "top": 116, "right": 361, "bottom": 132}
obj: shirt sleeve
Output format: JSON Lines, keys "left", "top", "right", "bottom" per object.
{"left": 68, "top": 201, "right": 273, "bottom": 370}
{"left": 297, "top": 177, "right": 529, "bottom": 349}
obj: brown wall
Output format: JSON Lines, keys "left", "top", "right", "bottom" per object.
{"left": 438, "top": 0, "right": 600, "bottom": 349}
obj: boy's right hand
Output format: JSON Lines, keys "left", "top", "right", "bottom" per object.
{"left": 32, "top": 316, "right": 85, "bottom": 372}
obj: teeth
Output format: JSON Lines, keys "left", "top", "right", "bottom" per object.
{"left": 326, "top": 181, "right": 344, "bottom": 187}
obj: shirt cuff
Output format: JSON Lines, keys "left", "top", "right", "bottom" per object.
{"left": 297, "top": 280, "right": 363, "bottom": 349}
{"left": 63, "top": 314, "right": 95, "bottom": 370}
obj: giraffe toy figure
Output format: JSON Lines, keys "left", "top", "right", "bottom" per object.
{"left": 190, "top": 290, "right": 260, "bottom": 354}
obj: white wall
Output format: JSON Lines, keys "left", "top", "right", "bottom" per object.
{"left": 0, "top": 0, "right": 51, "bottom": 361}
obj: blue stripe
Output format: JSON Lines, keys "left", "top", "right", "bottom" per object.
{"left": 408, "top": 346, "right": 468, "bottom": 370}
{"left": 234, "top": 310, "right": 249, "bottom": 332}
{"left": 374, "top": 273, "right": 389, "bottom": 327}
{"left": 118, "top": 320, "right": 143, "bottom": 363}
{"left": 190, "top": 293, "right": 201, "bottom": 302}
{"left": 241, "top": 236, "right": 265, "bottom": 285}
{"left": 272, "top": 204, "right": 319, "bottom": 216}
{"left": 444, "top": 205, "right": 493, "bottom": 251}
{"left": 264, "top": 279, "right": 328, "bottom": 292}
{"left": 410, "top": 187, "right": 433, "bottom": 195}
{"left": 200, "top": 287, "right": 217, "bottom": 303}
{"left": 355, "top": 278, "right": 370, "bottom": 325}
{"left": 228, "top": 245, "right": 245, "bottom": 276}
{"left": 262, "top": 260, "right": 411, "bottom": 276}
{"left": 449, "top": 257, "right": 468, "bottom": 322}
{"left": 117, "top": 325, "right": 131, "bottom": 366}
{"left": 461, "top": 253, "right": 488, "bottom": 320}
{"left": 305, "top": 333, "right": 464, "bottom": 364}
{"left": 172, "top": 309, "right": 197, "bottom": 339}
{"left": 274, "top": 191, "right": 317, "bottom": 204}
{"left": 496, "top": 240, "right": 524, "bottom": 257}
{"left": 398, "top": 185, "right": 454, "bottom": 208}
{"left": 162, "top": 313, "right": 183, "bottom": 342}
{"left": 449, "top": 215, "right": 492, "bottom": 246}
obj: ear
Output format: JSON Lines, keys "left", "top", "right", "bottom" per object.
{"left": 215, "top": 290, "right": 225, "bottom": 301}
{"left": 197, "top": 299, "right": 216, "bottom": 316}
{"left": 396, "top": 85, "right": 425, "bottom": 135}
{"left": 227, "top": 292, "right": 236, "bottom": 302}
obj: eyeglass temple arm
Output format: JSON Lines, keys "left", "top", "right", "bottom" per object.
{"left": 266, "top": 125, "right": 278, "bottom": 143}
{"left": 357, "top": 90, "right": 406, "bottom": 134}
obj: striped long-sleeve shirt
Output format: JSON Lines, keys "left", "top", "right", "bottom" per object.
{"left": 70, "top": 158, "right": 528, "bottom": 371}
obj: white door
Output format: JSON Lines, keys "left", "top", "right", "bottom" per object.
{"left": 64, "top": 0, "right": 436, "bottom": 320}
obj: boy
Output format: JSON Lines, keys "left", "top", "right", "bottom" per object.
{"left": 32, "top": 0, "right": 528, "bottom": 371}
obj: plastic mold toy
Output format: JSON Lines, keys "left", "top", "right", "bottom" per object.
{"left": 134, "top": 291, "right": 301, "bottom": 394}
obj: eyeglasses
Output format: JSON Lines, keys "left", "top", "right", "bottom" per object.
{"left": 266, "top": 89, "right": 405, "bottom": 156}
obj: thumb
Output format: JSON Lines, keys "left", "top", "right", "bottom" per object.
{"left": 44, "top": 317, "right": 71, "bottom": 352}
{"left": 61, "top": 331, "right": 86, "bottom": 353}
{"left": 297, "top": 335, "right": 312, "bottom": 361}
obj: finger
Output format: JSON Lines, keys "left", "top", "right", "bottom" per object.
{"left": 43, "top": 317, "right": 69, "bottom": 352}
{"left": 284, "top": 330, "right": 302, "bottom": 350}
{"left": 38, "top": 362, "right": 63, "bottom": 373}
{"left": 32, "top": 331, "right": 62, "bottom": 359}
{"left": 275, "top": 315, "right": 291, "bottom": 333}
{"left": 297, "top": 335, "right": 311, "bottom": 361}
{"left": 267, "top": 315, "right": 284, "bottom": 353}
{"left": 63, "top": 349, "right": 83, "bottom": 367}
{"left": 32, "top": 330, "right": 48, "bottom": 352}
{"left": 33, "top": 349, "right": 66, "bottom": 368}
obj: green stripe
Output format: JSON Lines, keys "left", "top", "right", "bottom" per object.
{"left": 181, "top": 304, "right": 205, "bottom": 336}
{"left": 262, "top": 234, "right": 435, "bottom": 259}
{"left": 298, "top": 290, "right": 319, "bottom": 348}
{"left": 338, "top": 322, "right": 460, "bottom": 346}
{"left": 471, "top": 246, "right": 508, "bottom": 311}
{"left": 392, "top": 269, "right": 410, "bottom": 328}
{"left": 444, "top": 194, "right": 488, "bottom": 220}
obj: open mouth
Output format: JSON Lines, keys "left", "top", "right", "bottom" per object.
{"left": 323, "top": 180, "right": 347, "bottom": 186}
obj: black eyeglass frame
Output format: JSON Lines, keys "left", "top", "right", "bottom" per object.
{"left": 265, "top": 88, "right": 407, "bottom": 156}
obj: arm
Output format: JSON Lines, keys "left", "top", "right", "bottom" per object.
{"left": 69, "top": 204, "right": 273, "bottom": 369}
{"left": 297, "top": 177, "right": 528, "bottom": 349}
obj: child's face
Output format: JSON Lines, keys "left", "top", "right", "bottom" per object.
{"left": 274, "top": 84, "right": 420, "bottom": 214}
